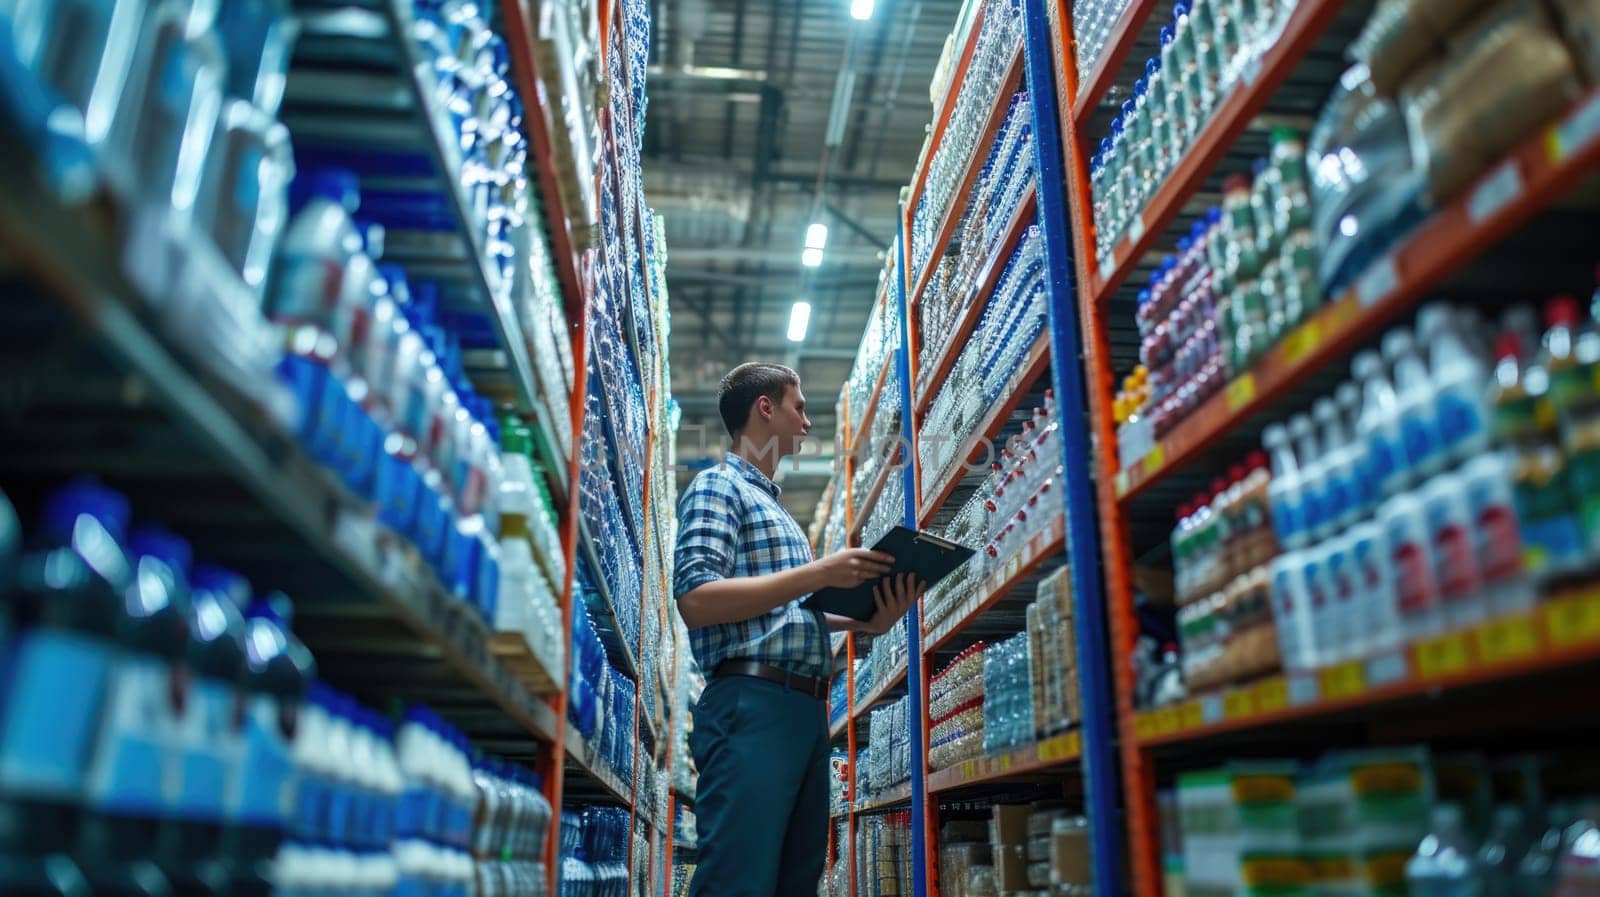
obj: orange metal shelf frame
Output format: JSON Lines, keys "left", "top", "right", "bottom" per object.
{"left": 907, "top": 43, "right": 1027, "bottom": 313}
{"left": 1112, "top": 88, "right": 1600, "bottom": 500}
{"left": 926, "top": 729, "right": 1081, "bottom": 793}
{"left": 1135, "top": 587, "right": 1600, "bottom": 747}
{"left": 1080, "top": 0, "right": 1348, "bottom": 306}
{"left": 912, "top": 186, "right": 1039, "bottom": 420}
{"left": 917, "top": 331, "right": 1053, "bottom": 528}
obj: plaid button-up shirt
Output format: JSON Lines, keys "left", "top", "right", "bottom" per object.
{"left": 673, "top": 452, "right": 830, "bottom": 679}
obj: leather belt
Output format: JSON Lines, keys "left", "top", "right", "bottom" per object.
{"left": 714, "top": 660, "right": 829, "bottom": 701}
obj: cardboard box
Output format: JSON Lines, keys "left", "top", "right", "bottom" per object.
{"left": 1050, "top": 818, "right": 1093, "bottom": 888}
{"left": 990, "top": 804, "right": 1031, "bottom": 892}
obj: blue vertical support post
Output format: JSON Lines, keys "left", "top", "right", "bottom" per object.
{"left": 1020, "top": 0, "right": 1126, "bottom": 895}
{"left": 894, "top": 225, "right": 930, "bottom": 897}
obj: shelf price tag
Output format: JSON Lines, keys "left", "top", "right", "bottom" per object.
{"left": 1355, "top": 255, "right": 1398, "bottom": 308}
{"left": 962, "top": 760, "right": 979, "bottom": 780}
{"left": 1256, "top": 677, "right": 1288, "bottom": 713}
{"left": 1129, "top": 214, "right": 1146, "bottom": 242}
{"left": 1366, "top": 649, "right": 1409, "bottom": 688}
{"left": 1474, "top": 616, "right": 1538, "bottom": 666}
{"left": 1553, "top": 92, "right": 1600, "bottom": 161}
{"left": 1180, "top": 701, "right": 1204, "bottom": 731}
{"left": 1468, "top": 160, "right": 1523, "bottom": 224}
{"left": 1543, "top": 589, "right": 1600, "bottom": 647}
{"left": 1039, "top": 733, "right": 1076, "bottom": 762}
{"left": 1134, "top": 712, "right": 1158, "bottom": 741}
{"left": 1281, "top": 320, "right": 1323, "bottom": 366}
{"left": 998, "top": 754, "right": 1013, "bottom": 772}
{"left": 1201, "top": 695, "right": 1224, "bottom": 724}
{"left": 1154, "top": 707, "right": 1181, "bottom": 736}
{"left": 1227, "top": 373, "right": 1257, "bottom": 412}
{"left": 1287, "top": 673, "right": 1320, "bottom": 705}
{"left": 1145, "top": 443, "right": 1166, "bottom": 475}
{"left": 1320, "top": 660, "right": 1366, "bottom": 700}
{"left": 1115, "top": 469, "right": 1131, "bottom": 496}
{"left": 1223, "top": 690, "right": 1256, "bottom": 720}
{"left": 1414, "top": 632, "right": 1472, "bottom": 680}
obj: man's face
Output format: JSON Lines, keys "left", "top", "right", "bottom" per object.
{"left": 768, "top": 383, "right": 812, "bottom": 458}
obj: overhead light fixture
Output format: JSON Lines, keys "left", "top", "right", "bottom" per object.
{"left": 851, "top": 0, "right": 875, "bottom": 20}
{"left": 802, "top": 222, "right": 828, "bottom": 267}
{"left": 788, "top": 301, "right": 812, "bottom": 342}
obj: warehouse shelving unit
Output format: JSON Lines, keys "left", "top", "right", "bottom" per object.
{"left": 823, "top": 2, "right": 1123, "bottom": 895}
{"left": 1049, "top": 0, "right": 1600, "bottom": 895}
{"left": 0, "top": 1, "right": 683, "bottom": 895}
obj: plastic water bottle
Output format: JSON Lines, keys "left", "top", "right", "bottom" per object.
{"left": 1553, "top": 802, "right": 1600, "bottom": 897}
{"left": 1408, "top": 805, "right": 1484, "bottom": 897}
{"left": 1517, "top": 803, "right": 1576, "bottom": 897}
{"left": 1387, "top": 329, "right": 1443, "bottom": 480}
{"left": 1268, "top": 551, "right": 1314, "bottom": 671}
{"left": 1419, "top": 304, "right": 1493, "bottom": 467}
{"left": 1337, "top": 382, "right": 1376, "bottom": 518}
{"left": 1355, "top": 349, "right": 1409, "bottom": 499}
{"left": 1420, "top": 472, "right": 1485, "bottom": 632}
{"left": 1314, "top": 396, "right": 1360, "bottom": 533}
{"left": 1380, "top": 486, "right": 1441, "bottom": 643}
{"left": 1461, "top": 452, "right": 1534, "bottom": 618}
{"left": 1347, "top": 519, "right": 1398, "bottom": 654}
{"left": 1288, "top": 413, "right": 1324, "bottom": 541}
{"left": 1264, "top": 422, "right": 1306, "bottom": 549}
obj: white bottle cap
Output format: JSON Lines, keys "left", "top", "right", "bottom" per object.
{"left": 1351, "top": 350, "right": 1382, "bottom": 380}
{"left": 1381, "top": 328, "right": 1415, "bottom": 362}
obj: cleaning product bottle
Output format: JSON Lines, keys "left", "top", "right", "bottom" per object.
{"left": 1314, "top": 396, "right": 1360, "bottom": 533}
{"left": 1420, "top": 472, "right": 1485, "bottom": 632}
{"left": 1544, "top": 294, "right": 1600, "bottom": 562}
{"left": 1490, "top": 331, "right": 1585, "bottom": 579}
{"left": 1264, "top": 422, "right": 1306, "bottom": 550}
{"left": 1418, "top": 303, "right": 1493, "bottom": 468}
{"left": 1288, "top": 413, "right": 1324, "bottom": 543}
{"left": 1355, "top": 349, "right": 1408, "bottom": 499}
{"left": 0, "top": 481, "right": 132, "bottom": 892}
{"left": 1385, "top": 328, "right": 1443, "bottom": 480}
{"left": 1380, "top": 483, "right": 1441, "bottom": 644}
{"left": 231, "top": 592, "right": 315, "bottom": 896}
{"left": 1461, "top": 451, "right": 1533, "bottom": 618}
{"left": 1337, "top": 381, "right": 1375, "bottom": 519}
{"left": 1347, "top": 519, "right": 1399, "bottom": 654}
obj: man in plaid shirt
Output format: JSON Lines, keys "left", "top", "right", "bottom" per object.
{"left": 675, "top": 362, "right": 923, "bottom": 897}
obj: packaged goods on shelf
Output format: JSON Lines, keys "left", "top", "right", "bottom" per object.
{"left": 929, "top": 644, "right": 988, "bottom": 771}
{"left": 937, "top": 825, "right": 995, "bottom": 897}
{"left": 865, "top": 620, "right": 910, "bottom": 698}
{"left": 918, "top": 232, "right": 1049, "bottom": 500}
{"left": 830, "top": 751, "right": 853, "bottom": 817}
{"left": 1114, "top": 130, "right": 1321, "bottom": 445}
{"left": 831, "top": 660, "right": 859, "bottom": 730}
{"left": 558, "top": 807, "right": 630, "bottom": 896}
{"left": 925, "top": 494, "right": 993, "bottom": 631}
{"left": 854, "top": 364, "right": 907, "bottom": 506}
{"left": 1072, "top": 0, "right": 1134, "bottom": 82}
{"left": 982, "top": 632, "right": 1035, "bottom": 755}
{"left": 1028, "top": 568, "right": 1081, "bottom": 739}
{"left": 1157, "top": 747, "right": 1600, "bottom": 897}
{"left": 909, "top": 0, "right": 1024, "bottom": 284}
{"left": 0, "top": 479, "right": 563, "bottom": 894}
{"left": 856, "top": 811, "right": 916, "bottom": 897}
{"left": 864, "top": 473, "right": 909, "bottom": 550}
{"left": 471, "top": 760, "right": 555, "bottom": 897}
{"left": 916, "top": 89, "right": 1038, "bottom": 400}
{"left": 865, "top": 697, "right": 913, "bottom": 798}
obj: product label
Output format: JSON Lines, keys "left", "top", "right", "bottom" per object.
{"left": 233, "top": 696, "right": 295, "bottom": 827}
{"left": 1399, "top": 413, "right": 1438, "bottom": 474}
{"left": 1435, "top": 389, "right": 1486, "bottom": 458}
{"left": 0, "top": 630, "right": 114, "bottom": 799}
{"left": 1386, "top": 522, "right": 1437, "bottom": 616}
{"left": 1429, "top": 517, "right": 1480, "bottom": 603}
{"left": 84, "top": 655, "right": 175, "bottom": 815}
{"left": 1467, "top": 485, "right": 1524, "bottom": 585}
{"left": 1368, "top": 433, "right": 1400, "bottom": 491}
{"left": 1271, "top": 492, "right": 1301, "bottom": 545}
{"left": 174, "top": 678, "right": 234, "bottom": 821}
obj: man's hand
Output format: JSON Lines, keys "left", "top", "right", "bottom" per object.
{"left": 810, "top": 548, "right": 896, "bottom": 590}
{"left": 860, "top": 573, "right": 925, "bottom": 636}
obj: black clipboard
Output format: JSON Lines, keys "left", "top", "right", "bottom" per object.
{"left": 802, "top": 526, "right": 975, "bottom": 621}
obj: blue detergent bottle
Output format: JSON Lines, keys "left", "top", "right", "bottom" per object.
{"left": 0, "top": 481, "right": 133, "bottom": 894}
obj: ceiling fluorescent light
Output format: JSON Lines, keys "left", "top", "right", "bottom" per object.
{"left": 788, "top": 301, "right": 812, "bottom": 342}
{"left": 851, "top": 0, "right": 875, "bottom": 20}
{"left": 805, "top": 222, "right": 829, "bottom": 250}
{"left": 801, "top": 246, "right": 825, "bottom": 267}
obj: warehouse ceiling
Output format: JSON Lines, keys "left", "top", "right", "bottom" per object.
{"left": 647, "top": 0, "right": 966, "bottom": 522}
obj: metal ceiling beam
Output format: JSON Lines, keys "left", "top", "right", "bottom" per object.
{"left": 822, "top": 199, "right": 889, "bottom": 249}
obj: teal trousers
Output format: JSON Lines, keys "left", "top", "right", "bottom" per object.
{"left": 689, "top": 674, "right": 830, "bottom": 897}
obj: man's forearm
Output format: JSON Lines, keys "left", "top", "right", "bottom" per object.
{"left": 825, "top": 613, "right": 866, "bottom": 633}
{"left": 678, "top": 563, "right": 826, "bottom": 628}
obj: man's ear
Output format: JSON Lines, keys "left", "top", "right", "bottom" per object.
{"left": 756, "top": 395, "right": 774, "bottom": 419}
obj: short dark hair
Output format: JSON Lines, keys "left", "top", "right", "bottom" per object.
{"left": 718, "top": 363, "right": 800, "bottom": 436}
